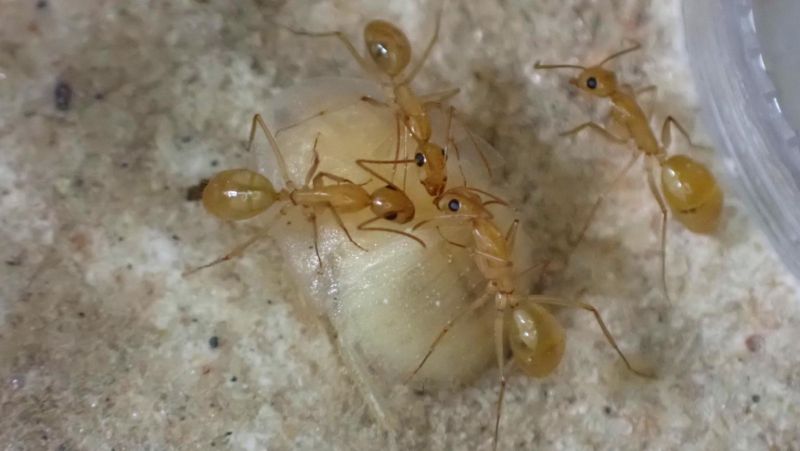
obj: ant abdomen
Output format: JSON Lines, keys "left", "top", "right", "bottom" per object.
{"left": 660, "top": 155, "right": 723, "bottom": 234}
{"left": 364, "top": 20, "right": 412, "bottom": 77}
{"left": 370, "top": 185, "right": 416, "bottom": 223}
{"left": 202, "top": 168, "right": 279, "bottom": 221}
{"left": 508, "top": 303, "right": 566, "bottom": 378}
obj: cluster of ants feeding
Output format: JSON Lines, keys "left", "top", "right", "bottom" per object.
{"left": 186, "top": 8, "right": 723, "bottom": 450}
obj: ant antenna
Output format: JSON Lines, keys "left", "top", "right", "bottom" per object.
{"left": 464, "top": 186, "right": 509, "bottom": 206}
{"left": 400, "top": 1, "right": 445, "bottom": 85}
{"left": 533, "top": 61, "right": 585, "bottom": 71}
{"left": 534, "top": 40, "right": 642, "bottom": 71}
{"left": 597, "top": 41, "right": 642, "bottom": 67}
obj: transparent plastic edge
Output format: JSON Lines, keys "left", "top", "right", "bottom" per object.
{"left": 683, "top": 0, "right": 800, "bottom": 281}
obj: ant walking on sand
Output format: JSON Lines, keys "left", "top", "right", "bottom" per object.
{"left": 186, "top": 113, "right": 425, "bottom": 274}
{"left": 408, "top": 186, "right": 652, "bottom": 450}
{"left": 277, "top": 7, "right": 491, "bottom": 196}
{"left": 535, "top": 42, "right": 723, "bottom": 302}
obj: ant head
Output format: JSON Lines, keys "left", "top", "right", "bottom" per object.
{"left": 364, "top": 20, "right": 411, "bottom": 77}
{"left": 415, "top": 143, "right": 447, "bottom": 197}
{"left": 202, "top": 169, "right": 278, "bottom": 221}
{"left": 370, "top": 184, "right": 415, "bottom": 223}
{"left": 535, "top": 42, "right": 641, "bottom": 98}
{"left": 570, "top": 66, "right": 617, "bottom": 97}
{"left": 434, "top": 187, "right": 486, "bottom": 217}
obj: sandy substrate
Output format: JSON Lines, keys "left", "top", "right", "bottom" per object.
{"left": 1, "top": 0, "right": 799, "bottom": 450}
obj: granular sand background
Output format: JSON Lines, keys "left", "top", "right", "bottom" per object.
{"left": 1, "top": 0, "right": 799, "bottom": 450}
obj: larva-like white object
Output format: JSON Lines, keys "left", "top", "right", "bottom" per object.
{"left": 249, "top": 77, "right": 533, "bottom": 429}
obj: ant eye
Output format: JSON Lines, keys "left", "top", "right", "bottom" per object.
{"left": 447, "top": 199, "right": 460, "bottom": 212}
{"left": 384, "top": 211, "right": 398, "bottom": 221}
{"left": 371, "top": 42, "right": 389, "bottom": 60}
{"left": 586, "top": 77, "right": 598, "bottom": 89}
{"left": 415, "top": 153, "right": 426, "bottom": 167}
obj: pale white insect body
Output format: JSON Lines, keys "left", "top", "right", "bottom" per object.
{"left": 249, "top": 78, "right": 533, "bottom": 428}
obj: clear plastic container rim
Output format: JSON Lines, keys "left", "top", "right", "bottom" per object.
{"left": 683, "top": 0, "right": 800, "bottom": 280}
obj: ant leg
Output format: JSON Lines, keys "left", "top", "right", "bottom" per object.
{"left": 401, "top": 123, "right": 410, "bottom": 191}
{"left": 427, "top": 103, "right": 493, "bottom": 180}
{"left": 464, "top": 126, "right": 494, "bottom": 178}
{"left": 310, "top": 209, "right": 323, "bottom": 269}
{"left": 183, "top": 227, "right": 272, "bottom": 276}
{"left": 518, "top": 260, "right": 555, "bottom": 293}
{"left": 646, "top": 156, "right": 672, "bottom": 304}
{"left": 275, "top": 96, "right": 389, "bottom": 137}
{"left": 443, "top": 105, "right": 468, "bottom": 183}
{"left": 383, "top": 112, "right": 413, "bottom": 189}
{"left": 359, "top": 95, "right": 391, "bottom": 109}
{"left": 492, "top": 361, "right": 511, "bottom": 451}
{"left": 505, "top": 219, "right": 520, "bottom": 248}
{"left": 527, "top": 295, "right": 655, "bottom": 378}
{"left": 304, "top": 134, "right": 321, "bottom": 187}
{"left": 400, "top": 4, "right": 444, "bottom": 84}
{"left": 560, "top": 121, "right": 628, "bottom": 144}
{"left": 492, "top": 296, "right": 509, "bottom": 451}
{"left": 660, "top": 115, "right": 709, "bottom": 151}
{"left": 635, "top": 85, "right": 657, "bottom": 117}
{"left": 356, "top": 158, "right": 416, "bottom": 187}
{"left": 514, "top": 260, "right": 551, "bottom": 279}
{"left": 636, "top": 85, "right": 657, "bottom": 97}
{"left": 391, "top": 112, "right": 402, "bottom": 182}
{"left": 567, "top": 151, "right": 640, "bottom": 248}
{"left": 412, "top": 213, "right": 480, "bottom": 231}
{"left": 274, "top": 95, "right": 390, "bottom": 138}
{"left": 334, "top": 328, "right": 401, "bottom": 441}
{"left": 313, "top": 171, "right": 357, "bottom": 187}
{"left": 435, "top": 226, "right": 469, "bottom": 248}
{"left": 405, "top": 290, "right": 492, "bottom": 383}
{"left": 279, "top": 26, "right": 376, "bottom": 77}
{"left": 249, "top": 113, "right": 293, "bottom": 186}
{"left": 474, "top": 249, "right": 513, "bottom": 267}
{"left": 327, "top": 205, "right": 367, "bottom": 252}
{"left": 357, "top": 216, "right": 426, "bottom": 248}
{"left": 275, "top": 100, "right": 360, "bottom": 138}
{"left": 419, "top": 87, "right": 461, "bottom": 105}
{"left": 500, "top": 218, "right": 554, "bottom": 281}
{"left": 605, "top": 107, "right": 633, "bottom": 141}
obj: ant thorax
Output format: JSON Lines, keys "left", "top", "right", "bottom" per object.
{"left": 249, "top": 78, "right": 535, "bottom": 427}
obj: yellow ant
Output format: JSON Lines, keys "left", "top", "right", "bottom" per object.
{"left": 535, "top": 42, "right": 723, "bottom": 302}
{"left": 277, "top": 8, "right": 491, "bottom": 197}
{"left": 187, "top": 113, "right": 425, "bottom": 274}
{"left": 355, "top": 104, "right": 465, "bottom": 199}
{"left": 409, "top": 186, "right": 652, "bottom": 450}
